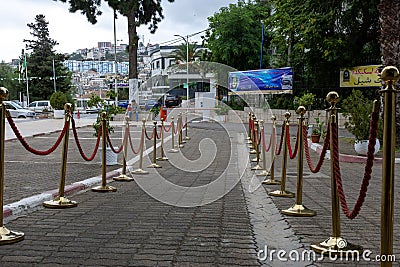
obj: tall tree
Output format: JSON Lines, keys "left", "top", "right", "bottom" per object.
{"left": 23, "top": 14, "right": 71, "bottom": 101}
{"left": 55, "top": 0, "right": 174, "bottom": 79}
{"left": 377, "top": 0, "right": 400, "bottom": 143}
{"left": 204, "top": 0, "right": 272, "bottom": 71}
{"left": 171, "top": 43, "right": 201, "bottom": 63}
{"left": 0, "top": 62, "right": 20, "bottom": 100}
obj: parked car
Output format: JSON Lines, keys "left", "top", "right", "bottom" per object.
{"left": 28, "top": 100, "right": 52, "bottom": 112}
{"left": 145, "top": 99, "right": 160, "bottom": 111}
{"left": 4, "top": 101, "right": 36, "bottom": 118}
{"left": 165, "top": 95, "right": 182, "bottom": 108}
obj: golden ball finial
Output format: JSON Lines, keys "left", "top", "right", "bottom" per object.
{"left": 64, "top": 103, "right": 72, "bottom": 112}
{"left": 142, "top": 118, "right": 146, "bottom": 123}
{"left": 381, "top": 66, "right": 400, "bottom": 83}
{"left": 296, "top": 106, "right": 306, "bottom": 115}
{"left": 101, "top": 111, "right": 107, "bottom": 119}
{"left": 0, "top": 87, "right": 9, "bottom": 101}
{"left": 284, "top": 111, "right": 291, "bottom": 119}
{"left": 271, "top": 115, "right": 276, "bottom": 121}
{"left": 326, "top": 91, "right": 340, "bottom": 105}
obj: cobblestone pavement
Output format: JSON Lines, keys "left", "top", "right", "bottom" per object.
{"left": 1, "top": 119, "right": 400, "bottom": 266}
{"left": 0, "top": 121, "right": 262, "bottom": 266}
{"left": 257, "top": 122, "right": 400, "bottom": 266}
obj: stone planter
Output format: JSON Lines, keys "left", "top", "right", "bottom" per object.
{"left": 354, "top": 139, "right": 380, "bottom": 156}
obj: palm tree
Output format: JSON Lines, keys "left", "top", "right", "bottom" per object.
{"left": 377, "top": 0, "right": 400, "bottom": 144}
{"left": 171, "top": 43, "right": 201, "bottom": 63}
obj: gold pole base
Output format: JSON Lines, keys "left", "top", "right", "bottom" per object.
{"left": 311, "top": 237, "right": 363, "bottom": 255}
{"left": 269, "top": 190, "right": 295, "bottom": 198}
{"left": 148, "top": 163, "right": 162, "bottom": 168}
{"left": 281, "top": 204, "right": 316, "bottom": 217}
{"left": 168, "top": 148, "right": 179, "bottom": 153}
{"left": 43, "top": 196, "right": 78, "bottom": 208}
{"left": 251, "top": 165, "right": 263, "bottom": 170}
{"left": 178, "top": 144, "right": 184, "bottom": 148}
{"left": 181, "top": 140, "right": 186, "bottom": 144}
{"left": 113, "top": 174, "right": 134, "bottom": 182}
{"left": 256, "top": 170, "right": 269, "bottom": 176}
{"left": 91, "top": 185, "right": 117, "bottom": 192}
{"left": 262, "top": 179, "right": 281, "bottom": 185}
{"left": 131, "top": 168, "right": 149, "bottom": 174}
{"left": 157, "top": 156, "right": 169, "bottom": 161}
{"left": 251, "top": 157, "right": 261, "bottom": 162}
{"left": 0, "top": 227, "right": 24, "bottom": 245}
{"left": 184, "top": 136, "right": 190, "bottom": 140}
{"left": 246, "top": 136, "right": 251, "bottom": 140}
{"left": 249, "top": 149, "right": 257, "bottom": 154}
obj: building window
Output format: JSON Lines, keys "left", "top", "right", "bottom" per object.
{"left": 156, "top": 61, "right": 160, "bottom": 69}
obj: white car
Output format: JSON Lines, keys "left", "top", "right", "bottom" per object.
{"left": 28, "top": 100, "right": 52, "bottom": 112}
{"left": 4, "top": 101, "right": 36, "bottom": 118}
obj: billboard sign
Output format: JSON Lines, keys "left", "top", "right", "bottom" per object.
{"left": 340, "top": 65, "right": 382, "bottom": 87}
{"left": 229, "top": 67, "right": 293, "bottom": 93}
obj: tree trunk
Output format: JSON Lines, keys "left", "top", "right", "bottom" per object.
{"left": 128, "top": 7, "right": 139, "bottom": 79}
{"left": 378, "top": 0, "right": 400, "bottom": 144}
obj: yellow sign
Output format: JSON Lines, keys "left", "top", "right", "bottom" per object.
{"left": 340, "top": 65, "right": 382, "bottom": 87}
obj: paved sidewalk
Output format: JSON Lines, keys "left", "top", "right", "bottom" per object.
{"left": 0, "top": 118, "right": 399, "bottom": 266}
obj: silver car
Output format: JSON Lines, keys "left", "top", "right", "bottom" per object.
{"left": 4, "top": 101, "right": 36, "bottom": 118}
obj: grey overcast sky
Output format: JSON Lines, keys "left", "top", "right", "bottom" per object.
{"left": 0, "top": 0, "right": 237, "bottom": 62}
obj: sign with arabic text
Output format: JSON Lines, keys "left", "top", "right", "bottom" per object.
{"left": 340, "top": 65, "right": 381, "bottom": 87}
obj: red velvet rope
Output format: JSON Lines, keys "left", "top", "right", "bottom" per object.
{"left": 145, "top": 127, "right": 155, "bottom": 140}
{"left": 262, "top": 127, "right": 273, "bottom": 153}
{"left": 264, "top": 126, "right": 275, "bottom": 152}
{"left": 333, "top": 109, "right": 379, "bottom": 219}
{"left": 303, "top": 124, "right": 330, "bottom": 173}
{"left": 71, "top": 117, "right": 101, "bottom": 161}
{"left": 128, "top": 129, "right": 143, "bottom": 155}
{"left": 163, "top": 123, "right": 172, "bottom": 132}
{"left": 106, "top": 128, "right": 126, "bottom": 154}
{"left": 275, "top": 123, "right": 285, "bottom": 155}
{"left": 156, "top": 125, "right": 162, "bottom": 139}
{"left": 7, "top": 115, "right": 68, "bottom": 155}
{"left": 286, "top": 125, "right": 299, "bottom": 159}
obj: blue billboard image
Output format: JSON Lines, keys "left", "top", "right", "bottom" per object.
{"left": 229, "top": 67, "right": 293, "bottom": 93}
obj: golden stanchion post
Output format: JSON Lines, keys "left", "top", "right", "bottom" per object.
{"left": 184, "top": 111, "right": 190, "bottom": 140}
{"left": 281, "top": 106, "right": 316, "bottom": 216}
{"left": 256, "top": 120, "right": 269, "bottom": 176}
{"left": 148, "top": 121, "right": 161, "bottom": 168}
{"left": 0, "top": 87, "right": 24, "bottom": 244}
{"left": 157, "top": 118, "right": 168, "bottom": 161}
{"left": 311, "top": 92, "right": 362, "bottom": 254}
{"left": 251, "top": 120, "right": 262, "bottom": 170}
{"left": 168, "top": 116, "right": 179, "bottom": 153}
{"left": 92, "top": 112, "right": 117, "bottom": 192}
{"left": 43, "top": 103, "right": 78, "bottom": 208}
{"left": 263, "top": 116, "right": 281, "bottom": 185}
{"left": 269, "top": 112, "right": 294, "bottom": 198}
{"left": 113, "top": 116, "right": 134, "bottom": 181}
{"left": 380, "top": 66, "right": 399, "bottom": 266}
{"left": 132, "top": 118, "right": 149, "bottom": 174}
{"left": 246, "top": 112, "right": 252, "bottom": 143}
{"left": 178, "top": 113, "right": 185, "bottom": 147}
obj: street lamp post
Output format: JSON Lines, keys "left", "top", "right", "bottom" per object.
{"left": 174, "top": 34, "right": 189, "bottom": 106}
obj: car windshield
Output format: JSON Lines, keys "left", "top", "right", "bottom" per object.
{"left": 9, "top": 102, "right": 24, "bottom": 109}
